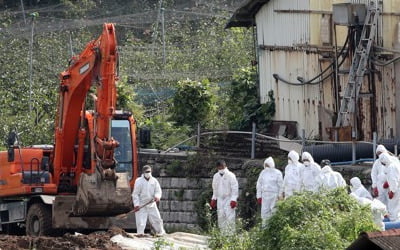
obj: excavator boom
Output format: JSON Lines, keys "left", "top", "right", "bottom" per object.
{"left": 53, "top": 23, "right": 134, "bottom": 216}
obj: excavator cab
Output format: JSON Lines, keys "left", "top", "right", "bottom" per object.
{"left": 112, "top": 119, "right": 133, "bottom": 179}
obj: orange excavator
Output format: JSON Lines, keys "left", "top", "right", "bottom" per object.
{"left": 0, "top": 23, "right": 138, "bottom": 235}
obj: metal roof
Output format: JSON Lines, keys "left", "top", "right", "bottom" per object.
{"left": 347, "top": 229, "right": 400, "bottom": 250}
{"left": 225, "top": 0, "right": 269, "bottom": 28}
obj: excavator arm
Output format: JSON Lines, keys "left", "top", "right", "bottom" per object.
{"left": 53, "top": 23, "right": 132, "bottom": 216}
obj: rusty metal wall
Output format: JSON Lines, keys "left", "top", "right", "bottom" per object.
{"left": 256, "top": 0, "right": 310, "bottom": 47}
{"left": 259, "top": 50, "right": 323, "bottom": 138}
{"left": 256, "top": 0, "right": 400, "bottom": 140}
{"left": 374, "top": 64, "right": 397, "bottom": 139}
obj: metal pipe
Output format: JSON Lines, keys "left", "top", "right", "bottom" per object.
{"left": 20, "top": 0, "right": 26, "bottom": 25}
{"left": 197, "top": 122, "right": 200, "bottom": 148}
{"left": 251, "top": 122, "right": 256, "bottom": 159}
{"left": 161, "top": 7, "right": 166, "bottom": 65}
{"left": 333, "top": 23, "right": 340, "bottom": 126}
{"left": 373, "top": 132, "right": 377, "bottom": 161}
{"left": 352, "top": 139, "right": 356, "bottom": 165}
{"left": 28, "top": 16, "right": 35, "bottom": 112}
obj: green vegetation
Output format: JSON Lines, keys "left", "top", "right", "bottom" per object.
{"left": 152, "top": 237, "right": 174, "bottom": 250}
{"left": 207, "top": 188, "right": 379, "bottom": 250}
{"left": 142, "top": 114, "right": 191, "bottom": 150}
{"left": 227, "top": 67, "right": 276, "bottom": 132}
{"left": 170, "top": 79, "right": 217, "bottom": 128}
{"left": 0, "top": 0, "right": 261, "bottom": 150}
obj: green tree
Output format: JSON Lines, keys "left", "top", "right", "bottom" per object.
{"left": 0, "top": 0, "right": 252, "bottom": 146}
{"left": 170, "top": 79, "right": 216, "bottom": 128}
{"left": 119, "top": 13, "right": 253, "bottom": 116}
{"left": 226, "top": 67, "right": 275, "bottom": 132}
{"left": 142, "top": 114, "right": 191, "bottom": 150}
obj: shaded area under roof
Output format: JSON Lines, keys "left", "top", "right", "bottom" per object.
{"left": 347, "top": 229, "right": 400, "bottom": 250}
{"left": 226, "top": 0, "right": 269, "bottom": 28}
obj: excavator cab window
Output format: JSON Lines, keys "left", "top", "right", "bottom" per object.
{"left": 111, "top": 120, "right": 133, "bottom": 179}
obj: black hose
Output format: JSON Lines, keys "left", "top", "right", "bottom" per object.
{"left": 273, "top": 29, "right": 351, "bottom": 86}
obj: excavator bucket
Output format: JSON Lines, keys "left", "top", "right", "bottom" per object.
{"left": 72, "top": 170, "right": 132, "bottom": 216}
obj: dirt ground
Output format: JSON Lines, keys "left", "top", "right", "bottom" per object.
{"left": 0, "top": 226, "right": 128, "bottom": 250}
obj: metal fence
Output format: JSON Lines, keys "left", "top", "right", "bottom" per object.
{"left": 165, "top": 123, "right": 400, "bottom": 166}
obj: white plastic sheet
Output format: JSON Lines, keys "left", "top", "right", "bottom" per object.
{"left": 111, "top": 232, "right": 209, "bottom": 250}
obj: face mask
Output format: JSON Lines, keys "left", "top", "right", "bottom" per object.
{"left": 144, "top": 173, "right": 151, "bottom": 179}
{"left": 218, "top": 169, "right": 225, "bottom": 175}
{"left": 288, "top": 159, "right": 293, "bottom": 164}
{"left": 303, "top": 161, "right": 310, "bottom": 166}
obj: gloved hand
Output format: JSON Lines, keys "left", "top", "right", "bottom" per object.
{"left": 133, "top": 206, "right": 140, "bottom": 212}
{"left": 257, "top": 198, "right": 262, "bottom": 205}
{"left": 210, "top": 199, "right": 217, "bottom": 209}
{"left": 230, "top": 200, "right": 237, "bottom": 209}
{"left": 389, "top": 191, "right": 395, "bottom": 199}
{"left": 383, "top": 181, "right": 389, "bottom": 189}
{"left": 372, "top": 187, "right": 379, "bottom": 197}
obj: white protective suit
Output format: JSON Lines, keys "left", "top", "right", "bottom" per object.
{"left": 371, "top": 145, "right": 389, "bottom": 205}
{"left": 300, "top": 152, "right": 321, "bottom": 192}
{"left": 317, "top": 165, "right": 346, "bottom": 190}
{"left": 212, "top": 167, "right": 239, "bottom": 233}
{"left": 283, "top": 150, "right": 302, "bottom": 198}
{"left": 380, "top": 152, "right": 400, "bottom": 221}
{"left": 256, "top": 157, "right": 283, "bottom": 223}
{"left": 132, "top": 174, "right": 165, "bottom": 235}
{"left": 350, "top": 177, "right": 372, "bottom": 200}
{"left": 350, "top": 193, "right": 387, "bottom": 231}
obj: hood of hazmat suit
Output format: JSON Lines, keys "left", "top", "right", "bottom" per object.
{"left": 288, "top": 150, "right": 300, "bottom": 163}
{"left": 376, "top": 144, "right": 387, "bottom": 155}
{"left": 264, "top": 157, "right": 275, "bottom": 169}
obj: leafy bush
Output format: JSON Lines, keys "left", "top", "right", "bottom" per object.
{"left": 208, "top": 188, "right": 379, "bottom": 250}
{"left": 226, "top": 67, "right": 275, "bottom": 132}
{"left": 196, "top": 189, "right": 217, "bottom": 232}
{"left": 170, "top": 79, "right": 217, "bottom": 128}
{"left": 208, "top": 221, "right": 252, "bottom": 250}
{"left": 142, "top": 114, "right": 191, "bottom": 150}
{"left": 238, "top": 160, "right": 263, "bottom": 229}
{"left": 255, "top": 188, "right": 378, "bottom": 250}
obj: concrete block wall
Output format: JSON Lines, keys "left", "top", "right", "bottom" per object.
{"left": 138, "top": 151, "right": 249, "bottom": 232}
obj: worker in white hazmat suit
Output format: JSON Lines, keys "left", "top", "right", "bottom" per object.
{"left": 300, "top": 152, "right": 321, "bottom": 192}
{"left": 132, "top": 165, "right": 165, "bottom": 236}
{"left": 256, "top": 157, "right": 283, "bottom": 225}
{"left": 210, "top": 160, "right": 239, "bottom": 233}
{"left": 316, "top": 159, "right": 346, "bottom": 191}
{"left": 350, "top": 177, "right": 372, "bottom": 200}
{"left": 371, "top": 145, "right": 389, "bottom": 206}
{"left": 380, "top": 152, "right": 400, "bottom": 221}
{"left": 283, "top": 150, "right": 302, "bottom": 198}
{"left": 350, "top": 193, "right": 387, "bottom": 231}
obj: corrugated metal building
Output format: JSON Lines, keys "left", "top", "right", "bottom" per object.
{"left": 227, "top": 0, "right": 400, "bottom": 141}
